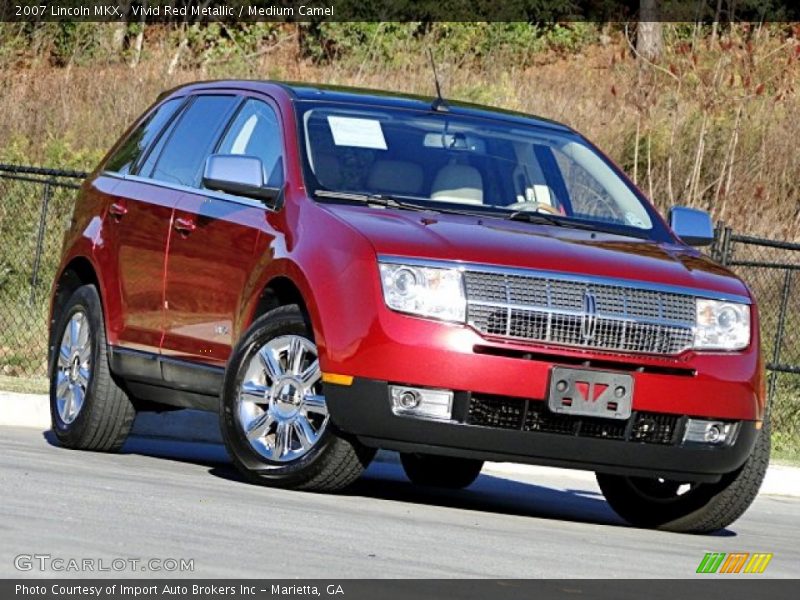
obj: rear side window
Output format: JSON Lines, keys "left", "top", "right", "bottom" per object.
{"left": 149, "top": 95, "right": 239, "bottom": 188}
{"left": 217, "top": 99, "right": 284, "bottom": 188}
{"left": 104, "top": 98, "right": 183, "bottom": 175}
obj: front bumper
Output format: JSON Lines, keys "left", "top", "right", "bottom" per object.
{"left": 325, "top": 378, "right": 759, "bottom": 483}
{"left": 321, "top": 305, "right": 763, "bottom": 422}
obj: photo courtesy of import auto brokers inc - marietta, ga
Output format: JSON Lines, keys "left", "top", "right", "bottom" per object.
{"left": 48, "top": 79, "right": 767, "bottom": 534}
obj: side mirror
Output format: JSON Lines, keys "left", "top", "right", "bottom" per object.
{"left": 669, "top": 206, "right": 714, "bottom": 247}
{"left": 202, "top": 154, "right": 280, "bottom": 205}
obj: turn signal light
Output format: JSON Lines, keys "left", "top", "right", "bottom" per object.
{"left": 321, "top": 372, "right": 354, "bottom": 386}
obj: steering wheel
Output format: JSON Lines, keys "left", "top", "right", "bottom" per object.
{"left": 505, "top": 201, "right": 562, "bottom": 215}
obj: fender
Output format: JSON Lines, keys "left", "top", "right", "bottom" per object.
{"left": 237, "top": 196, "right": 380, "bottom": 372}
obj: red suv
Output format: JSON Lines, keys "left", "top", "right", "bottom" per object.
{"left": 49, "top": 81, "right": 768, "bottom": 533}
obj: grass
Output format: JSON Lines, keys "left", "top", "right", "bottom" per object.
{"left": 0, "top": 374, "right": 47, "bottom": 394}
{"left": 772, "top": 439, "right": 800, "bottom": 465}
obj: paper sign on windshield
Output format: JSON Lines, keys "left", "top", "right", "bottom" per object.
{"left": 327, "top": 116, "right": 387, "bottom": 150}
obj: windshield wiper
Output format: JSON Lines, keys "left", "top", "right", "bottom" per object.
{"left": 506, "top": 209, "right": 650, "bottom": 239}
{"left": 313, "top": 189, "right": 432, "bottom": 212}
{"left": 314, "top": 189, "right": 491, "bottom": 218}
{"left": 506, "top": 209, "right": 570, "bottom": 226}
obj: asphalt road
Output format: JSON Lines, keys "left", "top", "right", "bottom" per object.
{"left": 1, "top": 425, "right": 798, "bottom": 579}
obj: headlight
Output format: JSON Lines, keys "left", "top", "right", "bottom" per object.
{"left": 694, "top": 299, "right": 750, "bottom": 350}
{"left": 378, "top": 262, "right": 466, "bottom": 322}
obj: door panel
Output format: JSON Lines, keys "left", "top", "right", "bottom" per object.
{"left": 161, "top": 94, "right": 285, "bottom": 367}
{"left": 99, "top": 96, "right": 185, "bottom": 352}
{"left": 108, "top": 179, "right": 182, "bottom": 353}
{"left": 161, "top": 192, "right": 263, "bottom": 366}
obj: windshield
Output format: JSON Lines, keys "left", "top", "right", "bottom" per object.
{"left": 297, "top": 101, "right": 670, "bottom": 240}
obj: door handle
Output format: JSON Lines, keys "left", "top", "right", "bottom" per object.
{"left": 108, "top": 202, "right": 127, "bottom": 221}
{"left": 173, "top": 216, "right": 196, "bottom": 236}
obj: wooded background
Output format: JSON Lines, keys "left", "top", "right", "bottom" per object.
{"left": 0, "top": 14, "right": 798, "bottom": 238}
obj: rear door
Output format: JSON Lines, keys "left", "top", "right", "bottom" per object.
{"left": 161, "top": 96, "right": 285, "bottom": 367}
{"left": 102, "top": 97, "right": 184, "bottom": 352}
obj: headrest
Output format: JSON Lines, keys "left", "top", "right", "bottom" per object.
{"left": 430, "top": 164, "right": 484, "bottom": 205}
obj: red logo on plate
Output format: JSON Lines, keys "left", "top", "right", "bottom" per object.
{"left": 574, "top": 381, "right": 608, "bottom": 402}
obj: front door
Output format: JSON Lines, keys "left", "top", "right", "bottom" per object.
{"left": 161, "top": 193, "right": 262, "bottom": 365}
{"left": 161, "top": 97, "right": 284, "bottom": 366}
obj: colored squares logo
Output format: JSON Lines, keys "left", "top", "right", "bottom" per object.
{"left": 697, "top": 552, "right": 773, "bottom": 574}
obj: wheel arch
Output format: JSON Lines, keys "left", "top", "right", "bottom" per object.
{"left": 49, "top": 256, "right": 103, "bottom": 366}
{"left": 251, "top": 276, "right": 311, "bottom": 323}
{"left": 243, "top": 271, "right": 327, "bottom": 349}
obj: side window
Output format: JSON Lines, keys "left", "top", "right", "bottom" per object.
{"left": 136, "top": 107, "right": 181, "bottom": 178}
{"left": 104, "top": 98, "right": 183, "bottom": 175}
{"left": 217, "top": 99, "right": 284, "bottom": 188}
{"left": 149, "top": 95, "right": 239, "bottom": 188}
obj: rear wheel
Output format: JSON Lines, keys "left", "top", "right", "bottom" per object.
{"left": 49, "top": 284, "right": 135, "bottom": 451}
{"left": 596, "top": 424, "right": 770, "bottom": 533}
{"left": 220, "top": 304, "right": 375, "bottom": 491}
{"left": 400, "top": 453, "right": 484, "bottom": 489}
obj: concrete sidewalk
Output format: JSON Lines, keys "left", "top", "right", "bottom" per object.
{"left": 3, "top": 389, "right": 800, "bottom": 497}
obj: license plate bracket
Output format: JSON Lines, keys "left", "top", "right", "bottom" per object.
{"left": 547, "top": 367, "right": 633, "bottom": 420}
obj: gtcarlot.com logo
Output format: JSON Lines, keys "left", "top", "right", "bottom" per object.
{"left": 14, "top": 554, "right": 194, "bottom": 573}
{"left": 696, "top": 552, "right": 773, "bottom": 574}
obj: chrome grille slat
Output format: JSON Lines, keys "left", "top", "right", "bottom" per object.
{"left": 464, "top": 271, "right": 696, "bottom": 355}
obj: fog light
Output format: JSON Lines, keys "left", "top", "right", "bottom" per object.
{"left": 390, "top": 386, "right": 453, "bottom": 420}
{"left": 398, "top": 390, "right": 421, "bottom": 409}
{"left": 706, "top": 424, "right": 722, "bottom": 443}
{"left": 683, "top": 419, "right": 738, "bottom": 445}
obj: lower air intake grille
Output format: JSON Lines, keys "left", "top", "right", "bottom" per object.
{"left": 467, "top": 396, "right": 525, "bottom": 430}
{"left": 630, "top": 412, "right": 679, "bottom": 445}
{"left": 467, "top": 395, "right": 680, "bottom": 444}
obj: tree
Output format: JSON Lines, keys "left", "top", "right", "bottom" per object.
{"left": 637, "top": 0, "right": 663, "bottom": 62}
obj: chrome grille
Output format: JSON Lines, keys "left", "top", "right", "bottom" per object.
{"left": 464, "top": 271, "right": 696, "bottom": 355}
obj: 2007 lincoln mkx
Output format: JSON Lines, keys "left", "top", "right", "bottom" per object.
{"left": 48, "top": 81, "right": 768, "bottom": 533}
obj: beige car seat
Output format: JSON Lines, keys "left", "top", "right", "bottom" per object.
{"left": 430, "top": 163, "right": 484, "bottom": 205}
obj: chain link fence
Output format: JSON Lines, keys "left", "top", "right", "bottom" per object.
{"left": 712, "top": 228, "right": 800, "bottom": 460}
{"left": 0, "top": 163, "right": 798, "bottom": 457}
{"left": 0, "top": 164, "right": 87, "bottom": 387}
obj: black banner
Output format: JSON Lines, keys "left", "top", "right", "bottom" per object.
{"left": 1, "top": 0, "right": 799, "bottom": 23}
{"left": 4, "top": 580, "right": 800, "bottom": 600}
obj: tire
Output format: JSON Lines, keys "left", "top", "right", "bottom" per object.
{"left": 49, "top": 284, "right": 135, "bottom": 451}
{"left": 400, "top": 453, "right": 484, "bottom": 489}
{"left": 220, "top": 304, "right": 375, "bottom": 491}
{"left": 596, "top": 424, "right": 770, "bottom": 533}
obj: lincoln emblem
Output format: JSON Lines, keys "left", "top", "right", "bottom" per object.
{"left": 581, "top": 291, "right": 598, "bottom": 341}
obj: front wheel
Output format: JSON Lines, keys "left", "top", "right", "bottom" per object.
{"left": 596, "top": 424, "right": 770, "bottom": 533}
{"left": 220, "top": 304, "right": 375, "bottom": 491}
{"left": 400, "top": 453, "right": 484, "bottom": 489}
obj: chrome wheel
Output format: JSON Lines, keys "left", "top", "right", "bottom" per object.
{"left": 55, "top": 311, "right": 92, "bottom": 424}
{"left": 237, "top": 335, "right": 328, "bottom": 462}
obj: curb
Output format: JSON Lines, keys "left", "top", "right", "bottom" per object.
{"left": 3, "top": 390, "right": 800, "bottom": 497}
{"left": 0, "top": 391, "right": 51, "bottom": 429}
{"left": 0, "top": 391, "right": 222, "bottom": 443}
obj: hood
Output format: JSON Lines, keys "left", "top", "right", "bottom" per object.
{"left": 321, "top": 205, "right": 750, "bottom": 300}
